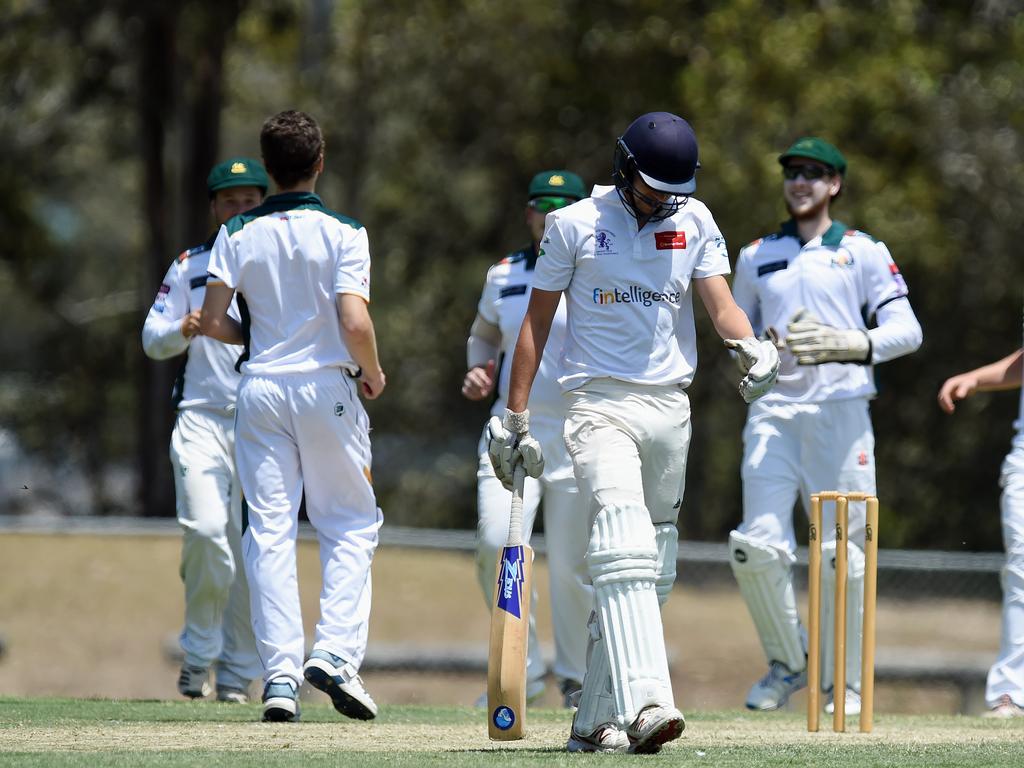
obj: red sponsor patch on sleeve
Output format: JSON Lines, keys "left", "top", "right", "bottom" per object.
{"left": 889, "top": 263, "right": 900, "bottom": 274}
{"left": 655, "top": 231, "right": 687, "bottom": 250}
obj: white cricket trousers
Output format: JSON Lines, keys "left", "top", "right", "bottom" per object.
{"left": 235, "top": 369, "right": 382, "bottom": 688}
{"left": 475, "top": 414, "right": 592, "bottom": 687}
{"left": 169, "top": 407, "right": 260, "bottom": 689}
{"left": 563, "top": 379, "right": 690, "bottom": 525}
{"left": 739, "top": 398, "right": 875, "bottom": 550}
{"left": 989, "top": 446, "right": 1024, "bottom": 707}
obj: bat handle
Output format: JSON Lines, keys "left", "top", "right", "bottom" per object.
{"left": 507, "top": 463, "right": 527, "bottom": 547}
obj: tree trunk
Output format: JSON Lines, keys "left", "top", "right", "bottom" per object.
{"left": 137, "top": 4, "right": 179, "bottom": 517}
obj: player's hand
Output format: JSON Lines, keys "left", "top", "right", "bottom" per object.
{"left": 462, "top": 360, "right": 496, "bottom": 401}
{"left": 785, "top": 307, "right": 870, "bottom": 364}
{"left": 180, "top": 310, "right": 202, "bottom": 339}
{"left": 937, "top": 373, "right": 978, "bottom": 414}
{"left": 487, "top": 409, "right": 544, "bottom": 490}
{"left": 724, "top": 336, "right": 780, "bottom": 403}
{"left": 359, "top": 368, "right": 386, "bottom": 400}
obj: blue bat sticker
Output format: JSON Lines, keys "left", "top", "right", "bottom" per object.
{"left": 495, "top": 545, "right": 525, "bottom": 619}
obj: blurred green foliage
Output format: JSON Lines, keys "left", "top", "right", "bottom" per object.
{"left": 1, "top": 0, "right": 1023, "bottom": 548}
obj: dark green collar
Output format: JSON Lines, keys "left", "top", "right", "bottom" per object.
{"left": 780, "top": 219, "right": 847, "bottom": 247}
{"left": 260, "top": 191, "right": 323, "bottom": 211}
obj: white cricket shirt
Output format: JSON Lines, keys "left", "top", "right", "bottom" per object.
{"left": 142, "top": 236, "right": 242, "bottom": 410}
{"left": 732, "top": 220, "right": 917, "bottom": 403}
{"left": 207, "top": 192, "right": 369, "bottom": 376}
{"left": 476, "top": 245, "right": 567, "bottom": 420}
{"left": 532, "top": 184, "right": 731, "bottom": 390}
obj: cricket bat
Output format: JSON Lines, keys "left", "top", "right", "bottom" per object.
{"left": 487, "top": 463, "right": 533, "bottom": 740}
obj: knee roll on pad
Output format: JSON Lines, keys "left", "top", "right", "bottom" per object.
{"left": 587, "top": 505, "right": 672, "bottom": 725}
{"left": 654, "top": 523, "right": 678, "bottom": 606}
{"left": 820, "top": 540, "right": 865, "bottom": 692}
{"left": 728, "top": 530, "right": 805, "bottom": 673}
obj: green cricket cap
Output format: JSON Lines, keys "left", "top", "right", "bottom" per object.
{"left": 207, "top": 157, "right": 269, "bottom": 197}
{"left": 527, "top": 170, "right": 586, "bottom": 201}
{"left": 778, "top": 137, "right": 847, "bottom": 176}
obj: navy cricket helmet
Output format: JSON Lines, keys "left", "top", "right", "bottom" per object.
{"left": 613, "top": 111, "right": 700, "bottom": 221}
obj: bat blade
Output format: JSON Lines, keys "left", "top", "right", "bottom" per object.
{"left": 487, "top": 541, "right": 533, "bottom": 740}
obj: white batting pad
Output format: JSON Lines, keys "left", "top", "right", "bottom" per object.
{"left": 819, "top": 540, "right": 865, "bottom": 692}
{"left": 654, "top": 523, "right": 679, "bottom": 606}
{"left": 588, "top": 503, "right": 672, "bottom": 725}
{"left": 729, "top": 530, "right": 806, "bottom": 673}
{"left": 571, "top": 611, "right": 617, "bottom": 736}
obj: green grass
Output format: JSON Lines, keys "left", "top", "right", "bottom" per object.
{"left": 2, "top": 698, "right": 1023, "bottom": 766}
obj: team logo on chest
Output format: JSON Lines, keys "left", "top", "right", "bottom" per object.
{"left": 830, "top": 251, "right": 855, "bottom": 267}
{"left": 594, "top": 229, "right": 617, "bottom": 255}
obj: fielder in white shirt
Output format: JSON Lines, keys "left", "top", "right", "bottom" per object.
{"left": 142, "top": 157, "right": 267, "bottom": 703}
{"left": 728, "top": 137, "right": 922, "bottom": 715}
{"left": 939, "top": 321, "right": 1024, "bottom": 718}
{"left": 201, "top": 110, "right": 385, "bottom": 723}
{"left": 489, "top": 112, "right": 780, "bottom": 754}
{"left": 462, "top": 170, "right": 593, "bottom": 710}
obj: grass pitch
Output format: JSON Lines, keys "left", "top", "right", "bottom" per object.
{"left": 1, "top": 698, "right": 1023, "bottom": 767}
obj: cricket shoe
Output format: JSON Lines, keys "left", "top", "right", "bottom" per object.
{"left": 303, "top": 649, "right": 378, "bottom": 720}
{"left": 982, "top": 694, "right": 1024, "bottom": 718}
{"left": 177, "top": 664, "right": 212, "bottom": 699}
{"left": 216, "top": 685, "right": 249, "bottom": 704}
{"left": 824, "top": 687, "right": 861, "bottom": 716}
{"left": 559, "top": 678, "right": 583, "bottom": 709}
{"left": 566, "top": 721, "right": 630, "bottom": 753}
{"left": 745, "top": 661, "right": 807, "bottom": 711}
{"left": 261, "top": 677, "right": 299, "bottom": 722}
{"left": 626, "top": 704, "right": 686, "bottom": 754}
{"left": 473, "top": 678, "right": 547, "bottom": 708}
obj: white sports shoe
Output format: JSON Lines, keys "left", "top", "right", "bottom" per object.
{"left": 566, "top": 721, "right": 630, "bottom": 753}
{"left": 982, "top": 694, "right": 1024, "bottom": 718}
{"left": 473, "top": 678, "right": 547, "bottom": 708}
{"left": 626, "top": 704, "right": 686, "bottom": 754}
{"left": 824, "top": 687, "right": 862, "bottom": 716}
{"left": 216, "top": 685, "right": 249, "bottom": 704}
{"left": 177, "top": 665, "right": 212, "bottom": 699}
{"left": 262, "top": 677, "right": 299, "bottom": 722}
{"left": 303, "top": 649, "right": 378, "bottom": 720}
{"left": 745, "top": 661, "right": 807, "bottom": 711}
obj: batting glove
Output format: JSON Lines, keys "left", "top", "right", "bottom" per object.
{"left": 724, "top": 336, "right": 781, "bottom": 403}
{"left": 487, "top": 409, "right": 544, "bottom": 491}
{"left": 785, "top": 308, "right": 871, "bottom": 365}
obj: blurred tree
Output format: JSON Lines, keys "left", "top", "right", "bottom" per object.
{"left": 3, "top": 0, "right": 1023, "bottom": 549}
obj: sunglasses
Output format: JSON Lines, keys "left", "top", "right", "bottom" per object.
{"left": 782, "top": 164, "right": 833, "bottom": 181}
{"left": 528, "top": 196, "right": 574, "bottom": 213}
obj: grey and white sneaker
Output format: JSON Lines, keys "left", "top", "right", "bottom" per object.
{"left": 745, "top": 661, "right": 807, "bottom": 711}
{"left": 303, "top": 649, "right": 377, "bottom": 720}
{"left": 566, "top": 721, "right": 630, "bottom": 753}
{"left": 216, "top": 685, "right": 249, "bottom": 704}
{"left": 983, "top": 694, "right": 1024, "bottom": 718}
{"left": 626, "top": 704, "right": 686, "bottom": 754}
{"left": 559, "top": 678, "right": 583, "bottom": 709}
{"left": 824, "top": 687, "right": 861, "bottom": 716}
{"left": 261, "top": 677, "right": 299, "bottom": 722}
{"left": 177, "top": 665, "right": 211, "bottom": 699}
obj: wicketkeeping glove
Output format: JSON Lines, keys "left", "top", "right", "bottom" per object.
{"left": 487, "top": 409, "right": 544, "bottom": 491}
{"left": 724, "top": 335, "right": 781, "bottom": 403}
{"left": 785, "top": 308, "right": 871, "bottom": 365}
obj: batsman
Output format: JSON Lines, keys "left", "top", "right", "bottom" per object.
{"left": 727, "top": 138, "right": 922, "bottom": 715}
{"left": 490, "top": 112, "right": 779, "bottom": 753}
